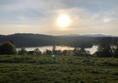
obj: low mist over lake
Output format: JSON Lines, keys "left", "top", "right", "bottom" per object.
{"left": 17, "top": 45, "right": 98, "bottom": 54}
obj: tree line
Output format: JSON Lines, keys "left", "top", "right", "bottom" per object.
{"left": 0, "top": 33, "right": 103, "bottom": 48}
{"left": 0, "top": 37, "right": 118, "bottom": 58}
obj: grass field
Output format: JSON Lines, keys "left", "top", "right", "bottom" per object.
{"left": 0, "top": 55, "right": 118, "bottom": 83}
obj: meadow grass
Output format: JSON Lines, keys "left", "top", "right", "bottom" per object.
{"left": 0, "top": 55, "right": 118, "bottom": 83}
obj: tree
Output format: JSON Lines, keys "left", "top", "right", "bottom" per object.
{"left": 18, "top": 48, "right": 27, "bottom": 55}
{"left": 56, "top": 50, "right": 62, "bottom": 55}
{"left": 95, "top": 37, "right": 113, "bottom": 57}
{"left": 0, "top": 41, "right": 17, "bottom": 55}
{"left": 52, "top": 45, "right": 56, "bottom": 55}
{"left": 113, "top": 43, "right": 118, "bottom": 58}
{"left": 34, "top": 48, "right": 42, "bottom": 55}
{"left": 114, "top": 48, "right": 118, "bottom": 58}
{"left": 62, "top": 50, "right": 68, "bottom": 56}
{"left": 73, "top": 48, "right": 79, "bottom": 56}
{"left": 43, "top": 49, "right": 52, "bottom": 55}
{"left": 73, "top": 47, "right": 90, "bottom": 56}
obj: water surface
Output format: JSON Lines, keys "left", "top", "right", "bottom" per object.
{"left": 17, "top": 45, "right": 98, "bottom": 54}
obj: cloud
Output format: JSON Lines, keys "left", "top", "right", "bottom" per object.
{"left": 0, "top": 0, "right": 118, "bottom": 35}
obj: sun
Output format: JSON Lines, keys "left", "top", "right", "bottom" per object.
{"left": 56, "top": 14, "right": 71, "bottom": 28}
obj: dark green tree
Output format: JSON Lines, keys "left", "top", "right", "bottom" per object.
{"left": 18, "top": 48, "right": 27, "bottom": 55}
{"left": 34, "top": 48, "right": 42, "bottom": 55}
{"left": 44, "top": 50, "right": 52, "bottom": 55}
{"left": 95, "top": 37, "right": 113, "bottom": 57}
{"left": 52, "top": 45, "right": 56, "bottom": 55}
{"left": 73, "top": 48, "right": 79, "bottom": 56}
{"left": 0, "top": 41, "right": 17, "bottom": 55}
{"left": 113, "top": 43, "right": 118, "bottom": 58}
{"left": 62, "top": 50, "right": 68, "bottom": 56}
{"left": 73, "top": 47, "right": 90, "bottom": 56}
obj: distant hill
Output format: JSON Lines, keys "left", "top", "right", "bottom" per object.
{"left": 0, "top": 33, "right": 117, "bottom": 47}
{"left": 62, "top": 34, "right": 111, "bottom": 37}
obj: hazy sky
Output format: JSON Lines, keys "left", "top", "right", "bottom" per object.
{"left": 0, "top": 0, "right": 118, "bottom": 35}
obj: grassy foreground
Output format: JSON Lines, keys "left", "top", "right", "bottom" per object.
{"left": 0, "top": 55, "right": 118, "bottom": 83}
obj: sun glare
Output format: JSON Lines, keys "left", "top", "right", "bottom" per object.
{"left": 56, "top": 14, "right": 71, "bottom": 28}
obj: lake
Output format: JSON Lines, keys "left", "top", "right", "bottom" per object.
{"left": 17, "top": 45, "right": 98, "bottom": 54}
